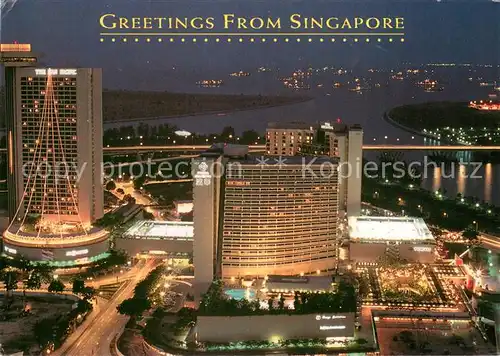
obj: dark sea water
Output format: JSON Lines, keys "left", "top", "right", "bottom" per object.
{"left": 103, "top": 65, "right": 500, "bottom": 204}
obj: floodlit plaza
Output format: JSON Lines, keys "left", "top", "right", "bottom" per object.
{"left": 377, "top": 265, "right": 438, "bottom": 303}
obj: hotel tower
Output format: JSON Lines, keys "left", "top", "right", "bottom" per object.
{"left": 2, "top": 45, "right": 108, "bottom": 264}
{"left": 193, "top": 144, "right": 340, "bottom": 297}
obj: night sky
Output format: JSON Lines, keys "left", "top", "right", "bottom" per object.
{"left": 3, "top": 0, "right": 499, "bottom": 88}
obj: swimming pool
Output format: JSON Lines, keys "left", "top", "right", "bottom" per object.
{"left": 225, "top": 288, "right": 256, "bottom": 300}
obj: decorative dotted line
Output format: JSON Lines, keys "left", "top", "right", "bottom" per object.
{"left": 101, "top": 37, "right": 404, "bottom": 43}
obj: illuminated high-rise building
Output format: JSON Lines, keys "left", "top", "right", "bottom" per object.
{"left": 193, "top": 144, "right": 340, "bottom": 298}
{"left": 220, "top": 156, "right": 339, "bottom": 277}
{"left": 266, "top": 121, "right": 363, "bottom": 217}
{"left": 2, "top": 65, "right": 108, "bottom": 264}
{"left": 1, "top": 43, "right": 38, "bottom": 220}
{"left": 266, "top": 122, "right": 315, "bottom": 156}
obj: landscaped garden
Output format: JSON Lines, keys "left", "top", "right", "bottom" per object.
{"left": 377, "top": 265, "right": 437, "bottom": 303}
{"left": 0, "top": 295, "right": 76, "bottom": 354}
{"left": 358, "top": 262, "right": 456, "bottom": 308}
{"left": 198, "top": 279, "right": 357, "bottom": 316}
{"left": 0, "top": 255, "right": 96, "bottom": 354}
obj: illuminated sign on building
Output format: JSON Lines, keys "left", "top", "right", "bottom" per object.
{"left": 413, "top": 246, "right": 432, "bottom": 252}
{"left": 316, "top": 315, "right": 347, "bottom": 321}
{"left": 194, "top": 160, "right": 211, "bottom": 187}
{"left": 34, "top": 68, "right": 77, "bottom": 76}
{"left": 149, "top": 250, "right": 168, "bottom": 255}
{"left": 0, "top": 43, "right": 31, "bottom": 52}
{"left": 321, "top": 122, "right": 333, "bottom": 130}
{"left": 4, "top": 246, "right": 17, "bottom": 254}
{"left": 75, "top": 257, "right": 90, "bottom": 265}
{"left": 66, "top": 249, "right": 89, "bottom": 257}
{"left": 319, "top": 325, "right": 346, "bottom": 330}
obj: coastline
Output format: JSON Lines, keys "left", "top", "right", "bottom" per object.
{"left": 383, "top": 110, "right": 440, "bottom": 141}
{"left": 103, "top": 96, "right": 313, "bottom": 125}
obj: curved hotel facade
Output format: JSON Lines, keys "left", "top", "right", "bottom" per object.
{"left": 221, "top": 157, "right": 339, "bottom": 277}
{"left": 193, "top": 145, "right": 340, "bottom": 291}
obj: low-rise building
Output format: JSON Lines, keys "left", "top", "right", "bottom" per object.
{"left": 196, "top": 313, "right": 355, "bottom": 343}
{"left": 115, "top": 220, "right": 193, "bottom": 257}
{"left": 348, "top": 216, "right": 436, "bottom": 264}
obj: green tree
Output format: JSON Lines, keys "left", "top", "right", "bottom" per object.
{"left": 133, "top": 176, "right": 146, "bottom": 190}
{"left": 26, "top": 272, "right": 42, "bottom": 291}
{"left": 26, "top": 263, "right": 54, "bottom": 294}
{"left": 72, "top": 279, "right": 85, "bottom": 294}
{"left": 48, "top": 279, "right": 65, "bottom": 293}
{"left": 221, "top": 126, "right": 235, "bottom": 139}
{"left": 105, "top": 180, "right": 116, "bottom": 191}
{"left": 82, "top": 286, "right": 96, "bottom": 300}
{"left": 3, "top": 270, "right": 19, "bottom": 296}
{"left": 278, "top": 294, "right": 285, "bottom": 311}
{"left": 34, "top": 317, "right": 57, "bottom": 350}
{"left": 143, "top": 211, "right": 155, "bottom": 220}
{"left": 267, "top": 297, "right": 274, "bottom": 311}
{"left": 123, "top": 194, "right": 136, "bottom": 204}
{"left": 293, "top": 292, "right": 301, "bottom": 312}
{"left": 117, "top": 298, "right": 151, "bottom": 318}
{"left": 240, "top": 130, "right": 259, "bottom": 144}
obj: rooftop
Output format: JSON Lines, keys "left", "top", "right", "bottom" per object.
{"left": 123, "top": 220, "right": 193, "bottom": 240}
{"left": 267, "top": 122, "right": 314, "bottom": 130}
{"left": 348, "top": 216, "right": 434, "bottom": 242}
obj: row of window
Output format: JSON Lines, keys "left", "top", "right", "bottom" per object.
{"left": 221, "top": 254, "right": 335, "bottom": 267}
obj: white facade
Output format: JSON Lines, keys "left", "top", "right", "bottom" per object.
{"left": 192, "top": 157, "right": 222, "bottom": 297}
{"left": 346, "top": 127, "right": 363, "bottom": 216}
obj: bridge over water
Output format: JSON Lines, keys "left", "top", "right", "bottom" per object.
{"left": 0, "top": 144, "right": 498, "bottom": 154}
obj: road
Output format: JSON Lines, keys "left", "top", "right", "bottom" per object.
{"left": 56, "top": 259, "right": 157, "bottom": 356}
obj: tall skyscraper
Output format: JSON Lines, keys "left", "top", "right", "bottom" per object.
{"left": 193, "top": 144, "right": 340, "bottom": 297}
{"left": 1, "top": 44, "right": 38, "bottom": 220}
{"left": 319, "top": 123, "right": 363, "bottom": 217}
{"left": 2, "top": 66, "right": 108, "bottom": 264}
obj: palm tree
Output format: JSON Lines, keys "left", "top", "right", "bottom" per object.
{"left": 26, "top": 272, "right": 42, "bottom": 291}
{"left": 278, "top": 294, "right": 285, "bottom": 311}
{"left": 3, "top": 270, "right": 20, "bottom": 308}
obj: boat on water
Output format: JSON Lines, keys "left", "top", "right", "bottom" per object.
{"left": 196, "top": 79, "right": 223, "bottom": 87}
